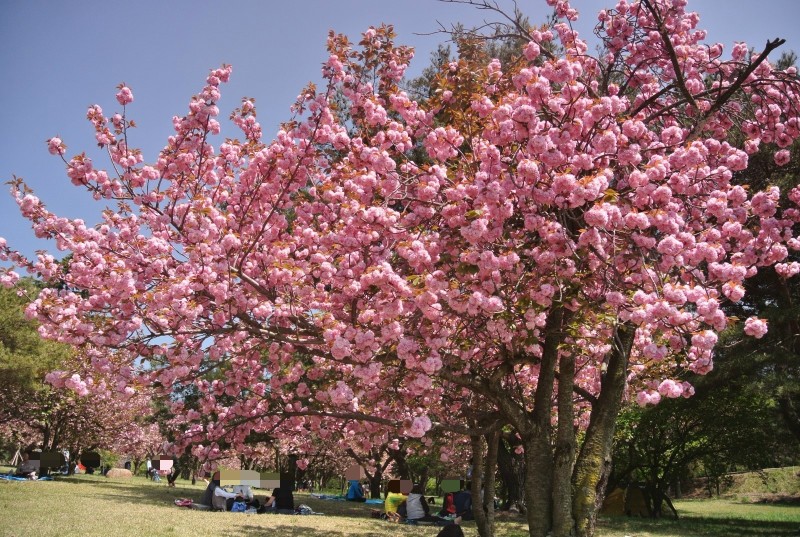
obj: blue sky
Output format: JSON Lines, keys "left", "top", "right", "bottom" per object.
{"left": 2, "top": 0, "right": 799, "bottom": 260}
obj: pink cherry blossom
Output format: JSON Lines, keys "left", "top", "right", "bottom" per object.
{"left": 47, "top": 137, "right": 66, "bottom": 156}
{"left": 744, "top": 317, "right": 768, "bottom": 339}
{"left": 774, "top": 149, "right": 791, "bottom": 166}
{"left": 115, "top": 86, "right": 134, "bottom": 105}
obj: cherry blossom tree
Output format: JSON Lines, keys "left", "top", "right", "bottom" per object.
{"left": 2, "top": 1, "right": 800, "bottom": 536}
{"left": 112, "top": 422, "right": 164, "bottom": 475}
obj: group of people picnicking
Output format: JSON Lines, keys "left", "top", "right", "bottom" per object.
{"left": 9, "top": 447, "right": 469, "bottom": 535}
{"left": 340, "top": 478, "right": 469, "bottom": 535}
{"left": 6, "top": 448, "right": 71, "bottom": 479}
{"left": 192, "top": 471, "right": 296, "bottom": 514}
{"left": 195, "top": 472, "right": 468, "bottom": 534}
{"left": 382, "top": 481, "right": 472, "bottom": 525}
{"left": 8, "top": 449, "right": 471, "bottom": 535}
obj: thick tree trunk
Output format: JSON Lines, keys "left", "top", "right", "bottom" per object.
{"left": 552, "top": 353, "right": 577, "bottom": 537}
{"left": 571, "top": 323, "right": 635, "bottom": 537}
{"left": 522, "top": 434, "right": 553, "bottom": 537}
{"left": 369, "top": 471, "right": 383, "bottom": 499}
{"left": 522, "top": 306, "right": 565, "bottom": 537}
{"left": 650, "top": 486, "right": 664, "bottom": 518}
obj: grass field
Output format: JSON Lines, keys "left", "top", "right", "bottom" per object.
{"left": 1, "top": 472, "right": 799, "bottom": 537}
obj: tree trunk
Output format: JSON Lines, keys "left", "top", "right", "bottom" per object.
{"left": 470, "top": 433, "right": 499, "bottom": 537}
{"left": 778, "top": 392, "right": 800, "bottom": 442}
{"left": 552, "top": 352, "right": 577, "bottom": 537}
{"left": 521, "top": 306, "right": 565, "bottom": 537}
{"left": 369, "top": 471, "right": 383, "bottom": 499}
{"left": 418, "top": 467, "right": 430, "bottom": 494}
{"left": 286, "top": 453, "right": 298, "bottom": 489}
{"left": 482, "top": 430, "right": 499, "bottom": 536}
{"left": 522, "top": 434, "right": 553, "bottom": 537}
{"left": 471, "top": 436, "right": 489, "bottom": 537}
{"left": 650, "top": 486, "right": 664, "bottom": 518}
{"left": 388, "top": 448, "right": 410, "bottom": 480}
{"left": 42, "top": 424, "right": 51, "bottom": 452}
{"left": 571, "top": 323, "right": 635, "bottom": 537}
{"left": 497, "top": 433, "right": 526, "bottom": 512}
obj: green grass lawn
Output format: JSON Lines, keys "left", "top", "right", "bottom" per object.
{"left": 1, "top": 472, "right": 799, "bottom": 537}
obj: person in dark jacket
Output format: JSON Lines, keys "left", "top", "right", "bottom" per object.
{"left": 198, "top": 471, "right": 221, "bottom": 506}
{"left": 453, "top": 488, "right": 473, "bottom": 520}
{"left": 261, "top": 485, "right": 294, "bottom": 514}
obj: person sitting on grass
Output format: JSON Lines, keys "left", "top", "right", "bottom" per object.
{"left": 15, "top": 451, "right": 38, "bottom": 479}
{"left": 213, "top": 485, "right": 244, "bottom": 511}
{"left": 453, "top": 486, "right": 473, "bottom": 521}
{"left": 346, "top": 479, "right": 367, "bottom": 502}
{"left": 260, "top": 483, "right": 294, "bottom": 514}
{"left": 438, "top": 492, "right": 456, "bottom": 518}
{"left": 384, "top": 479, "right": 409, "bottom": 520}
{"left": 198, "top": 471, "right": 221, "bottom": 507}
{"left": 397, "top": 484, "right": 461, "bottom": 525}
{"left": 231, "top": 484, "right": 259, "bottom": 510}
{"left": 403, "top": 483, "right": 444, "bottom": 524}
{"left": 199, "top": 470, "right": 241, "bottom": 510}
{"left": 166, "top": 457, "right": 179, "bottom": 488}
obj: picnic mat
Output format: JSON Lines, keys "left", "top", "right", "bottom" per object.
{"left": 0, "top": 475, "right": 54, "bottom": 481}
{"left": 310, "top": 493, "right": 346, "bottom": 501}
{"left": 310, "top": 493, "right": 383, "bottom": 505}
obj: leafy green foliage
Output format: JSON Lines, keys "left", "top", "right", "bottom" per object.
{"left": 0, "top": 279, "right": 70, "bottom": 390}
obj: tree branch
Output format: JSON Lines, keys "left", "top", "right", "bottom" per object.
{"left": 688, "top": 38, "right": 786, "bottom": 140}
{"left": 640, "top": 0, "right": 697, "bottom": 109}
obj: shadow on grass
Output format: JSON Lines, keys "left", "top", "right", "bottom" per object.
{"left": 599, "top": 514, "right": 800, "bottom": 536}
{"left": 216, "top": 520, "right": 455, "bottom": 537}
{"left": 215, "top": 522, "right": 377, "bottom": 537}
{"left": 54, "top": 474, "right": 204, "bottom": 507}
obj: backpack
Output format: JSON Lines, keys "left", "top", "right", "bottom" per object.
{"left": 296, "top": 504, "right": 313, "bottom": 515}
{"left": 231, "top": 501, "right": 247, "bottom": 513}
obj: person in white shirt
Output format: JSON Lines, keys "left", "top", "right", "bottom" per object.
{"left": 212, "top": 485, "right": 242, "bottom": 511}
{"left": 232, "top": 484, "right": 254, "bottom": 500}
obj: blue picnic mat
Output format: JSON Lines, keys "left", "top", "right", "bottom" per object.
{"left": 0, "top": 474, "right": 53, "bottom": 481}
